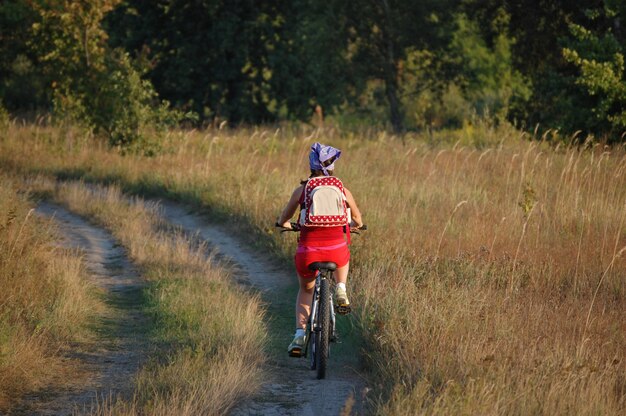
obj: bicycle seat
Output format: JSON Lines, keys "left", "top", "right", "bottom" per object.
{"left": 308, "top": 262, "right": 337, "bottom": 272}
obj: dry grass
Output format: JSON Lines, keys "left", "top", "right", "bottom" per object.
{"left": 0, "top": 175, "right": 100, "bottom": 411}
{"left": 1, "top": 122, "right": 625, "bottom": 414}
{"left": 24, "top": 178, "right": 267, "bottom": 415}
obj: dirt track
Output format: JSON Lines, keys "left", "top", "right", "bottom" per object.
{"left": 10, "top": 194, "right": 367, "bottom": 415}
{"left": 157, "top": 201, "right": 368, "bottom": 416}
{"left": 9, "top": 203, "right": 148, "bottom": 415}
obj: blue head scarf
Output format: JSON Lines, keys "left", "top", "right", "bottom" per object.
{"left": 309, "top": 142, "right": 341, "bottom": 176}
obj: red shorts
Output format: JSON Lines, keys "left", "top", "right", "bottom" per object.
{"left": 294, "top": 242, "right": 350, "bottom": 279}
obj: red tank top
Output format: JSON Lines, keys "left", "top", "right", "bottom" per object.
{"left": 299, "top": 226, "right": 346, "bottom": 247}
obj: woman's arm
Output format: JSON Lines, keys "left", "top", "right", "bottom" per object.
{"left": 344, "top": 188, "right": 363, "bottom": 228}
{"left": 277, "top": 185, "right": 304, "bottom": 228}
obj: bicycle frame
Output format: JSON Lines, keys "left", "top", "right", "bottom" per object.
{"left": 276, "top": 221, "right": 366, "bottom": 378}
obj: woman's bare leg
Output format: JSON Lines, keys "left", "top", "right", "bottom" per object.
{"left": 334, "top": 262, "right": 350, "bottom": 285}
{"left": 296, "top": 262, "right": 350, "bottom": 328}
{"left": 296, "top": 275, "right": 316, "bottom": 329}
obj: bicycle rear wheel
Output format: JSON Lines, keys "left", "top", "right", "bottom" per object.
{"left": 316, "top": 277, "right": 330, "bottom": 379}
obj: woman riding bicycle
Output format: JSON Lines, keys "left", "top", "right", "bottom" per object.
{"left": 277, "top": 142, "right": 363, "bottom": 356}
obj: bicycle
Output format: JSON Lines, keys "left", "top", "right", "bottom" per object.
{"left": 278, "top": 222, "right": 366, "bottom": 379}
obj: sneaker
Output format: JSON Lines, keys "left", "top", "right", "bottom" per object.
{"left": 288, "top": 333, "right": 306, "bottom": 357}
{"left": 335, "top": 286, "right": 351, "bottom": 315}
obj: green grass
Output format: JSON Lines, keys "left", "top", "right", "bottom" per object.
{"left": 0, "top": 174, "right": 102, "bottom": 412}
{"left": 1, "top": 122, "right": 625, "bottom": 414}
{"left": 19, "top": 178, "right": 268, "bottom": 416}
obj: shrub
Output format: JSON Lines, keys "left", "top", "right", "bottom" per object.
{"left": 0, "top": 101, "right": 9, "bottom": 133}
{"left": 449, "top": 14, "right": 531, "bottom": 122}
{"left": 32, "top": 0, "right": 188, "bottom": 154}
{"left": 94, "top": 51, "right": 185, "bottom": 154}
{"left": 562, "top": 7, "right": 626, "bottom": 140}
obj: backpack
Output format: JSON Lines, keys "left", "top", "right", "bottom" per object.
{"left": 299, "top": 176, "right": 350, "bottom": 227}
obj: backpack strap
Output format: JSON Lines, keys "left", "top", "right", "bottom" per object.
{"left": 299, "top": 181, "right": 306, "bottom": 208}
{"left": 342, "top": 187, "right": 351, "bottom": 244}
{"left": 297, "top": 181, "right": 307, "bottom": 226}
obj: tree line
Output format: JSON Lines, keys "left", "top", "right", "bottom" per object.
{"left": 1, "top": 0, "right": 625, "bottom": 145}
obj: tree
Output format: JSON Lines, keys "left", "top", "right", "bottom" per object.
{"left": 31, "top": 0, "right": 181, "bottom": 151}
{"left": 0, "top": 0, "right": 46, "bottom": 111}
{"left": 463, "top": 0, "right": 625, "bottom": 140}
{"left": 106, "top": 0, "right": 353, "bottom": 124}
{"left": 107, "top": 1, "right": 275, "bottom": 123}
{"left": 272, "top": 0, "right": 353, "bottom": 120}
{"left": 338, "top": 0, "right": 454, "bottom": 132}
{"left": 562, "top": 2, "right": 626, "bottom": 139}
{"left": 449, "top": 13, "right": 530, "bottom": 121}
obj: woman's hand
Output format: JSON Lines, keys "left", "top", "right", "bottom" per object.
{"left": 276, "top": 220, "right": 293, "bottom": 229}
{"left": 349, "top": 221, "right": 364, "bottom": 232}
{"left": 349, "top": 218, "right": 363, "bottom": 227}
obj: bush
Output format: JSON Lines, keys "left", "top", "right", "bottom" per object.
{"left": 32, "top": 0, "right": 190, "bottom": 155}
{"left": 95, "top": 51, "right": 185, "bottom": 155}
{"left": 561, "top": 6, "right": 626, "bottom": 140}
{"left": 0, "top": 102, "right": 9, "bottom": 132}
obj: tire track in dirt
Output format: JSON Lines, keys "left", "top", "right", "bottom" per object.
{"left": 9, "top": 202, "right": 148, "bottom": 415}
{"left": 156, "top": 200, "right": 368, "bottom": 416}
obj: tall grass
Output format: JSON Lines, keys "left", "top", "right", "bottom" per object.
{"left": 0, "top": 175, "right": 100, "bottom": 411}
{"left": 25, "top": 178, "right": 267, "bottom": 415}
{"left": 1, "top": 122, "right": 625, "bottom": 414}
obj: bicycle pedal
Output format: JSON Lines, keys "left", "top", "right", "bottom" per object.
{"left": 336, "top": 304, "right": 352, "bottom": 315}
{"left": 288, "top": 348, "right": 303, "bottom": 358}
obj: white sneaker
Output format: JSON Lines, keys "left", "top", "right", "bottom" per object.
{"left": 288, "top": 333, "right": 306, "bottom": 357}
{"left": 335, "top": 286, "right": 351, "bottom": 314}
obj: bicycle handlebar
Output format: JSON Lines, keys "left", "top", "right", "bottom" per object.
{"left": 274, "top": 222, "right": 300, "bottom": 233}
{"left": 275, "top": 222, "right": 367, "bottom": 233}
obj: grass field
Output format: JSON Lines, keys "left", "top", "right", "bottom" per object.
{"left": 1, "top": 121, "right": 625, "bottom": 414}
{"left": 27, "top": 178, "right": 267, "bottom": 415}
{"left": 0, "top": 175, "right": 102, "bottom": 411}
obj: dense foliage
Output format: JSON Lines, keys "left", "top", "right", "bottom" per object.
{"left": 0, "top": 0, "right": 624, "bottom": 141}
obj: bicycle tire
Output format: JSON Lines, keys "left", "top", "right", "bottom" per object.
{"left": 309, "top": 322, "right": 316, "bottom": 370}
{"left": 308, "top": 287, "right": 317, "bottom": 370}
{"left": 316, "top": 276, "right": 330, "bottom": 379}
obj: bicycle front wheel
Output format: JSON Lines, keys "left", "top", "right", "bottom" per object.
{"left": 308, "top": 318, "right": 316, "bottom": 370}
{"left": 316, "top": 277, "right": 330, "bottom": 379}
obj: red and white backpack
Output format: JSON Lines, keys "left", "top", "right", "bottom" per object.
{"left": 299, "top": 176, "right": 350, "bottom": 227}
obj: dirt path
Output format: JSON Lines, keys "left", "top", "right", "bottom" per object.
{"left": 156, "top": 201, "right": 368, "bottom": 416}
{"left": 10, "top": 202, "right": 148, "bottom": 415}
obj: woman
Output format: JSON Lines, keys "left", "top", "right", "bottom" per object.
{"left": 277, "top": 142, "right": 363, "bottom": 357}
